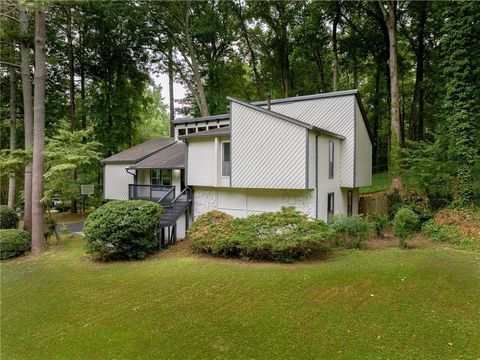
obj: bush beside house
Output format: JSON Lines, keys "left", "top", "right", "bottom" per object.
{"left": 84, "top": 200, "right": 163, "bottom": 261}
{"left": 190, "top": 207, "right": 335, "bottom": 263}
{"left": 393, "top": 207, "right": 419, "bottom": 248}
{"left": 0, "top": 229, "right": 31, "bottom": 260}
{"left": 0, "top": 206, "right": 19, "bottom": 229}
{"left": 330, "top": 214, "right": 371, "bottom": 249}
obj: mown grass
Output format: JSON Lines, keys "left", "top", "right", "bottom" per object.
{"left": 360, "top": 172, "right": 391, "bottom": 194}
{"left": 1, "top": 235, "right": 480, "bottom": 360}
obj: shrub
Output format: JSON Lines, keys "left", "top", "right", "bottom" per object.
{"left": 421, "top": 220, "right": 452, "bottom": 243}
{"left": 330, "top": 214, "right": 371, "bottom": 249}
{"left": 190, "top": 207, "right": 335, "bottom": 262}
{"left": 0, "top": 229, "right": 31, "bottom": 260}
{"left": 0, "top": 206, "right": 19, "bottom": 229}
{"left": 84, "top": 200, "right": 163, "bottom": 261}
{"left": 393, "top": 207, "right": 419, "bottom": 248}
{"left": 369, "top": 214, "right": 389, "bottom": 237}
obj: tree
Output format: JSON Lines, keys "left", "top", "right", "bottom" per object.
{"left": 7, "top": 67, "right": 16, "bottom": 209}
{"left": 378, "top": 1, "right": 403, "bottom": 190}
{"left": 19, "top": 4, "right": 34, "bottom": 233}
{"left": 31, "top": 3, "right": 47, "bottom": 255}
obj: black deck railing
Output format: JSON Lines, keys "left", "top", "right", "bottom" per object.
{"left": 128, "top": 184, "right": 175, "bottom": 204}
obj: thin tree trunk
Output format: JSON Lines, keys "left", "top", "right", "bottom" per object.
{"left": 416, "top": 2, "right": 426, "bottom": 141}
{"left": 372, "top": 63, "right": 381, "bottom": 167}
{"left": 168, "top": 46, "right": 175, "bottom": 137}
{"left": 379, "top": 1, "right": 403, "bottom": 190}
{"left": 19, "top": 4, "right": 34, "bottom": 233}
{"left": 31, "top": 5, "right": 47, "bottom": 255}
{"left": 332, "top": 1, "right": 341, "bottom": 91}
{"left": 8, "top": 68, "right": 17, "bottom": 210}
{"left": 79, "top": 22, "right": 86, "bottom": 130}
{"left": 313, "top": 48, "right": 327, "bottom": 92}
{"left": 66, "top": 6, "right": 77, "bottom": 213}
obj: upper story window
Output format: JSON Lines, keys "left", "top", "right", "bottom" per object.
{"left": 151, "top": 169, "right": 172, "bottom": 186}
{"left": 327, "top": 192, "right": 335, "bottom": 223}
{"left": 328, "top": 140, "right": 334, "bottom": 179}
{"left": 177, "top": 128, "right": 186, "bottom": 137}
{"left": 222, "top": 141, "right": 231, "bottom": 177}
{"left": 187, "top": 127, "right": 196, "bottom": 134}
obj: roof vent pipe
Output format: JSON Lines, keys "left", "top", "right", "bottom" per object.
{"left": 267, "top": 92, "right": 272, "bottom": 111}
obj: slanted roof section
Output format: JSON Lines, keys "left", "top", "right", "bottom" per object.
{"left": 251, "top": 89, "right": 359, "bottom": 106}
{"left": 130, "top": 141, "right": 185, "bottom": 169}
{"left": 179, "top": 126, "right": 231, "bottom": 140}
{"left": 101, "top": 138, "right": 175, "bottom": 164}
{"left": 172, "top": 113, "right": 230, "bottom": 125}
{"left": 227, "top": 97, "right": 346, "bottom": 140}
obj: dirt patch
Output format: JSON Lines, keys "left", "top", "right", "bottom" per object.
{"left": 364, "top": 229, "right": 435, "bottom": 250}
{"left": 51, "top": 212, "right": 88, "bottom": 224}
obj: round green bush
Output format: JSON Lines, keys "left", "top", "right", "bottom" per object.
{"left": 0, "top": 206, "right": 19, "bottom": 229}
{"left": 393, "top": 207, "right": 419, "bottom": 248}
{"left": 0, "top": 229, "right": 31, "bottom": 260}
{"left": 84, "top": 200, "right": 163, "bottom": 261}
{"left": 330, "top": 214, "right": 371, "bottom": 248}
{"left": 190, "top": 207, "right": 335, "bottom": 263}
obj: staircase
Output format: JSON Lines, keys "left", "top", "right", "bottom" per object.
{"left": 156, "top": 187, "right": 192, "bottom": 249}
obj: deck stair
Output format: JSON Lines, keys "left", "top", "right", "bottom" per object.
{"left": 156, "top": 187, "right": 192, "bottom": 249}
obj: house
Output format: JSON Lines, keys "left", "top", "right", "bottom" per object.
{"left": 101, "top": 89, "right": 372, "bottom": 243}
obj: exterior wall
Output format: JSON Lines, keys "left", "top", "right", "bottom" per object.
{"left": 355, "top": 101, "right": 372, "bottom": 187}
{"left": 267, "top": 95, "right": 355, "bottom": 187}
{"left": 103, "top": 163, "right": 134, "bottom": 200}
{"left": 187, "top": 138, "right": 217, "bottom": 186}
{"left": 308, "top": 131, "right": 316, "bottom": 188}
{"left": 174, "top": 119, "right": 230, "bottom": 141}
{"left": 193, "top": 187, "right": 316, "bottom": 219}
{"left": 315, "top": 135, "right": 343, "bottom": 221}
{"left": 231, "top": 101, "right": 307, "bottom": 189}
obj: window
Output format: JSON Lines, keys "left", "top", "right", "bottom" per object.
{"left": 222, "top": 142, "right": 231, "bottom": 177}
{"left": 177, "top": 128, "right": 186, "bottom": 136}
{"left": 347, "top": 190, "right": 353, "bottom": 215}
{"left": 328, "top": 141, "right": 334, "bottom": 179}
{"left": 327, "top": 192, "right": 335, "bottom": 223}
{"left": 197, "top": 126, "right": 207, "bottom": 132}
{"left": 208, "top": 125, "right": 218, "bottom": 130}
{"left": 187, "top": 127, "right": 196, "bottom": 134}
{"left": 151, "top": 169, "right": 172, "bottom": 186}
{"left": 219, "top": 124, "right": 229, "bottom": 128}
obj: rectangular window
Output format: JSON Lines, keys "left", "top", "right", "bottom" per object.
{"left": 219, "top": 124, "right": 229, "bottom": 128}
{"left": 208, "top": 125, "right": 218, "bottom": 130}
{"left": 151, "top": 169, "right": 172, "bottom": 186}
{"left": 328, "top": 141, "right": 334, "bottom": 179}
{"left": 187, "top": 127, "right": 196, "bottom": 134}
{"left": 222, "top": 142, "right": 231, "bottom": 177}
{"left": 347, "top": 190, "right": 353, "bottom": 215}
{"left": 177, "top": 128, "right": 186, "bottom": 136}
{"left": 197, "top": 126, "right": 207, "bottom": 132}
{"left": 327, "top": 192, "right": 335, "bottom": 223}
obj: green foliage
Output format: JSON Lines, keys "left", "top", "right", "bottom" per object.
{"left": 387, "top": 189, "right": 431, "bottom": 223}
{"left": 43, "top": 128, "right": 101, "bottom": 205}
{"left": 0, "top": 206, "right": 19, "bottom": 229}
{"left": 0, "top": 229, "right": 31, "bottom": 260}
{"left": 330, "top": 214, "right": 371, "bottom": 249}
{"left": 359, "top": 172, "right": 390, "bottom": 195}
{"left": 190, "top": 207, "right": 335, "bottom": 263}
{"left": 369, "top": 214, "right": 390, "bottom": 237}
{"left": 393, "top": 208, "right": 419, "bottom": 248}
{"left": 84, "top": 200, "right": 163, "bottom": 261}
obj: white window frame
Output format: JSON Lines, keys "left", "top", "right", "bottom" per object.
{"left": 328, "top": 140, "right": 334, "bottom": 179}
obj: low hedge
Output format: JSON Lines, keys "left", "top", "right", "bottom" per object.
{"left": 0, "top": 206, "right": 19, "bottom": 229}
{"left": 84, "top": 200, "right": 163, "bottom": 261}
{"left": 0, "top": 229, "right": 31, "bottom": 260}
{"left": 330, "top": 214, "right": 371, "bottom": 249}
{"left": 190, "top": 207, "right": 335, "bottom": 263}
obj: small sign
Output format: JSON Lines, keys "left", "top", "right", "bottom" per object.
{"left": 81, "top": 184, "right": 95, "bottom": 196}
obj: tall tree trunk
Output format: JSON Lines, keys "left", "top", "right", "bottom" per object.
{"left": 168, "top": 46, "right": 175, "bottom": 137}
{"left": 79, "top": 22, "right": 86, "bottom": 130}
{"left": 379, "top": 1, "right": 403, "bottom": 190}
{"left": 66, "top": 6, "right": 77, "bottom": 213}
{"left": 19, "top": 4, "right": 34, "bottom": 233}
{"left": 313, "top": 48, "right": 327, "bottom": 92}
{"left": 332, "top": 1, "right": 341, "bottom": 91}
{"left": 8, "top": 68, "right": 17, "bottom": 210}
{"left": 31, "top": 5, "right": 47, "bottom": 255}
{"left": 372, "top": 63, "right": 381, "bottom": 167}
{"left": 416, "top": 2, "right": 426, "bottom": 140}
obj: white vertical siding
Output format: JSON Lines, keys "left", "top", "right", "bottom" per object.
{"left": 355, "top": 101, "right": 372, "bottom": 187}
{"left": 103, "top": 164, "right": 134, "bottom": 200}
{"left": 308, "top": 131, "right": 316, "bottom": 189}
{"left": 231, "top": 101, "right": 307, "bottom": 189}
{"left": 187, "top": 138, "right": 217, "bottom": 186}
{"left": 267, "top": 95, "right": 355, "bottom": 187}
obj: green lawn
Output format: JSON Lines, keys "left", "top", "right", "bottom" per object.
{"left": 360, "top": 172, "right": 391, "bottom": 194}
{"left": 2, "top": 236, "right": 480, "bottom": 360}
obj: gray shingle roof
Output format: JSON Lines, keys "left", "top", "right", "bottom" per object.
{"left": 179, "top": 126, "right": 231, "bottom": 140}
{"left": 101, "top": 138, "right": 175, "bottom": 164}
{"left": 130, "top": 142, "right": 185, "bottom": 169}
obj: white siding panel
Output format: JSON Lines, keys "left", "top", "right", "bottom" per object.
{"left": 104, "top": 164, "right": 134, "bottom": 200}
{"left": 187, "top": 138, "right": 217, "bottom": 186}
{"left": 268, "top": 95, "right": 355, "bottom": 187}
{"left": 231, "top": 102, "right": 306, "bottom": 189}
{"left": 355, "top": 101, "right": 372, "bottom": 187}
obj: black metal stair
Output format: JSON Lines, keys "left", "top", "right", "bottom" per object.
{"left": 158, "top": 200, "right": 190, "bottom": 227}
